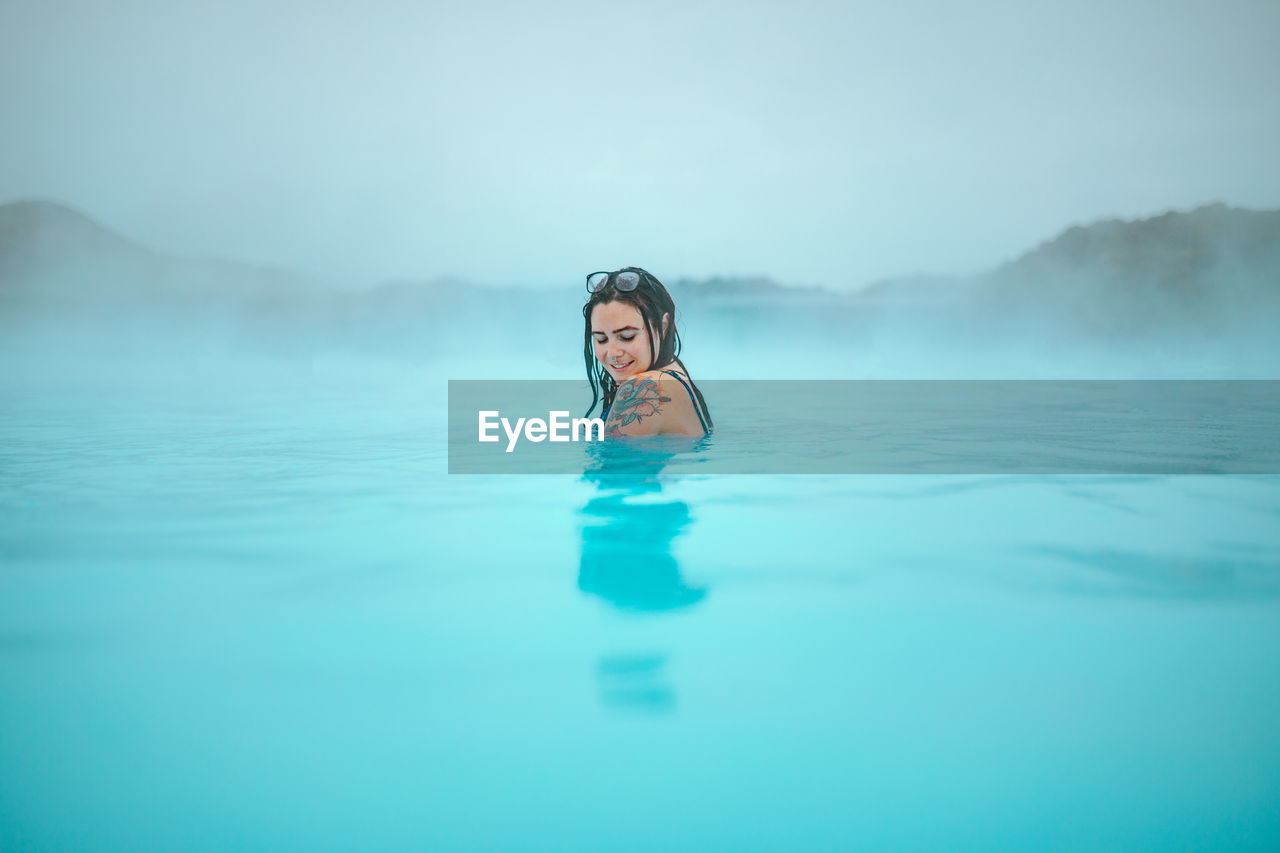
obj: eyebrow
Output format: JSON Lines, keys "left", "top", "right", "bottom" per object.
{"left": 593, "top": 326, "right": 642, "bottom": 335}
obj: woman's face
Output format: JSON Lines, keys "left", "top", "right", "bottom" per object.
{"left": 590, "top": 300, "right": 661, "bottom": 382}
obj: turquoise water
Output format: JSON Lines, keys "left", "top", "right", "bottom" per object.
{"left": 3, "top": 378, "right": 1280, "bottom": 850}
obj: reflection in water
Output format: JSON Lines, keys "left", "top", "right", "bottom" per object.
{"left": 579, "top": 440, "right": 708, "bottom": 712}
{"left": 578, "top": 440, "right": 707, "bottom": 612}
{"left": 579, "top": 494, "right": 705, "bottom": 611}
{"left": 596, "top": 653, "right": 676, "bottom": 712}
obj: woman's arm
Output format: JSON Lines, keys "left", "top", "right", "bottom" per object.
{"left": 605, "top": 376, "right": 674, "bottom": 437}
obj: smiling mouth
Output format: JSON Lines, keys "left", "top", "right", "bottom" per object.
{"left": 608, "top": 360, "right": 633, "bottom": 370}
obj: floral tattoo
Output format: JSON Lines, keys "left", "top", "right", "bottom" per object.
{"left": 606, "top": 378, "right": 671, "bottom": 435}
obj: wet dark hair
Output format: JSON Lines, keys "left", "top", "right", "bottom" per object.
{"left": 582, "top": 267, "right": 712, "bottom": 428}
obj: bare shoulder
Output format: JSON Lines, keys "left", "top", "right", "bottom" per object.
{"left": 606, "top": 370, "right": 699, "bottom": 436}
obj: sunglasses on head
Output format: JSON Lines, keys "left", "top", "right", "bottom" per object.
{"left": 586, "top": 269, "right": 650, "bottom": 293}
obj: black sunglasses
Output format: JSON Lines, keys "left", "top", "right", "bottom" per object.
{"left": 585, "top": 269, "right": 650, "bottom": 293}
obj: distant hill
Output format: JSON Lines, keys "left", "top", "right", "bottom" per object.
{"left": 972, "top": 203, "right": 1280, "bottom": 338}
{"left": 667, "top": 275, "right": 833, "bottom": 305}
{"left": 854, "top": 274, "right": 974, "bottom": 306}
{"left": 0, "top": 199, "right": 314, "bottom": 304}
{"left": 990, "top": 203, "right": 1280, "bottom": 293}
{"left": 1, "top": 197, "right": 1276, "bottom": 369}
{"left": 0, "top": 199, "right": 571, "bottom": 361}
{"left": 0, "top": 200, "right": 153, "bottom": 270}
{"left": 0, "top": 200, "right": 162, "bottom": 300}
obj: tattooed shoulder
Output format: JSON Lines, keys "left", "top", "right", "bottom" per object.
{"left": 606, "top": 375, "right": 673, "bottom": 436}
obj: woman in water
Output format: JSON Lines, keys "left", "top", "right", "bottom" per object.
{"left": 583, "top": 267, "right": 713, "bottom": 437}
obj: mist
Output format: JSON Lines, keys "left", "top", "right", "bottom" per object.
{"left": 2, "top": 1, "right": 1278, "bottom": 390}
{"left": 2, "top": 200, "right": 1278, "bottom": 396}
{"left": 2, "top": 0, "right": 1278, "bottom": 292}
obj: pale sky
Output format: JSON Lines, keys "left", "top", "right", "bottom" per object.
{"left": 2, "top": 0, "right": 1277, "bottom": 289}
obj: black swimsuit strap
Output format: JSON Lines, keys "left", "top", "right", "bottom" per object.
{"left": 602, "top": 372, "right": 711, "bottom": 435}
{"left": 661, "top": 370, "right": 711, "bottom": 434}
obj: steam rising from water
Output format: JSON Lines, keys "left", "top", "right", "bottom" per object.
{"left": 1, "top": 201, "right": 1278, "bottom": 393}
